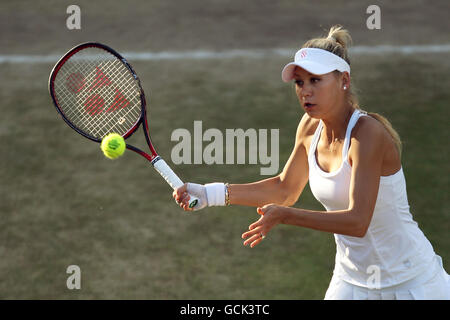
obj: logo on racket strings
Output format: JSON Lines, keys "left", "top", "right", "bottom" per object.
{"left": 67, "top": 66, "right": 131, "bottom": 116}
{"left": 66, "top": 72, "right": 85, "bottom": 93}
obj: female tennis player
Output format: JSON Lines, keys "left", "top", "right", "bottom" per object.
{"left": 173, "top": 26, "right": 449, "bottom": 299}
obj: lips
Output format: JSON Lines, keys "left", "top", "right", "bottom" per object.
{"left": 304, "top": 103, "right": 315, "bottom": 108}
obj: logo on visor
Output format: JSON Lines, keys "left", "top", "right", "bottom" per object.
{"left": 300, "top": 50, "right": 307, "bottom": 59}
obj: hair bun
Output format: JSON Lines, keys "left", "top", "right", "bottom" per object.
{"left": 301, "top": 25, "right": 352, "bottom": 64}
{"left": 327, "top": 25, "right": 352, "bottom": 49}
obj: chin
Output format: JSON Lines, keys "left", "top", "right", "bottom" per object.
{"left": 303, "top": 106, "right": 321, "bottom": 118}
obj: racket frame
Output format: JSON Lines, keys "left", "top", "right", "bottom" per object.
{"left": 49, "top": 42, "right": 198, "bottom": 208}
{"left": 49, "top": 42, "right": 157, "bottom": 161}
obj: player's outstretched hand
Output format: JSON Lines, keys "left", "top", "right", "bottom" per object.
{"left": 241, "top": 204, "right": 282, "bottom": 248}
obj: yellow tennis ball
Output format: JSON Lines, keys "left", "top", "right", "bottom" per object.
{"left": 101, "top": 133, "right": 126, "bottom": 159}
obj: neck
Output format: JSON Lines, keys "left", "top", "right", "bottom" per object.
{"left": 321, "top": 103, "right": 355, "bottom": 143}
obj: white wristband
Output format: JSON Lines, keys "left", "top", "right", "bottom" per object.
{"left": 205, "top": 183, "right": 226, "bottom": 206}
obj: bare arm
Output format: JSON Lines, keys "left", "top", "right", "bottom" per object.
{"left": 229, "top": 115, "right": 310, "bottom": 207}
{"left": 243, "top": 117, "right": 389, "bottom": 247}
{"left": 174, "top": 114, "right": 311, "bottom": 209}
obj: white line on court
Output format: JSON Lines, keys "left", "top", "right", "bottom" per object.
{"left": 1, "top": 44, "right": 449, "bottom": 64}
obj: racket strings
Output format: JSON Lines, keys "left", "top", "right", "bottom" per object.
{"left": 53, "top": 47, "right": 142, "bottom": 139}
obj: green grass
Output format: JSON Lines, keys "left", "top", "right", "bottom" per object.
{"left": 0, "top": 52, "right": 449, "bottom": 299}
{"left": 2, "top": 0, "right": 450, "bottom": 55}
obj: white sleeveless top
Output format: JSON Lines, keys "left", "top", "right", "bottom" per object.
{"left": 308, "top": 109, "right": 436, "bottom": 288}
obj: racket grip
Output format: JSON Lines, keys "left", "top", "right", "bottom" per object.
{"left": 151, "top": 156, "right": 199, "bottom": 209}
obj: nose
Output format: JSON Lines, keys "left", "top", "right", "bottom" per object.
{"left": 299, "top": 83, "right": 312, "bottom": 100}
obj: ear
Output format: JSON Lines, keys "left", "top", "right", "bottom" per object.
{"left": 341, "top": 71, "right": 351, "bottom": 89}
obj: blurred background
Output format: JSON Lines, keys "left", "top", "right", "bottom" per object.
{"left": 0, "top": 0, "right": 448, "bottom": 299}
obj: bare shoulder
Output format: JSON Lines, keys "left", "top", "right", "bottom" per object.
{"left": 296, "top": 113, "right": 320, "bottom": 141}
{"left": 352, "top": 116, "right": 389, "bottom": 139}
{"left": 351, "top": 115, "right": 387, "bottom": 143}
{"left": 349, "top": 114, "right": 401, "bottom": 172}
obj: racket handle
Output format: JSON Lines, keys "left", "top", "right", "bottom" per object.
{"left": 151, "top": 156, "right": 199, "bottom": 209}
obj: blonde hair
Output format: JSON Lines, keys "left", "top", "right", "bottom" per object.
{"left": 302, "top": 25, "right": 402, "bottom": 156}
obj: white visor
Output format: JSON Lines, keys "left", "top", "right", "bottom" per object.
{"left": 281, "top": 48, "right": 351, "bottom": 82}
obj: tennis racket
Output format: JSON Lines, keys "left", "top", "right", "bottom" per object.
{"left": 48, "top": 42, "right": 198, "bottom": 209}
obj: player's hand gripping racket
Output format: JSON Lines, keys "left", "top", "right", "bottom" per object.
{"left": 48, "top": 42, "right": 198, "bottom": 209}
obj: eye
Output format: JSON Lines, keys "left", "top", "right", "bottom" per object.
{"left": 294, "top": 80, "right": 303, "bottom": 86}
{"left": 311, "top": 77, "right": 320, "bottom": 83}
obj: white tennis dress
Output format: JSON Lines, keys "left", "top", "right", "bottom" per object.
{"left": 308, "top": 109, "right": 450, "bottom": 299}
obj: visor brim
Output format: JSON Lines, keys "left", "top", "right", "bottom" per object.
{"left": 281, "top": 62, "right": 336, "bottom": 82}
